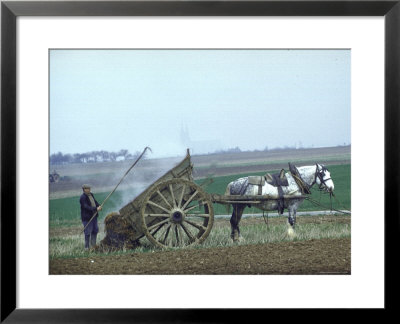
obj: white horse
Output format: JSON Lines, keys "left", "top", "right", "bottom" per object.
{"left": 225, "top": 163, "right": 335, "bottom": 241}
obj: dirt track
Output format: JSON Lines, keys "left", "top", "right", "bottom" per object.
{"left": 50, "top": 237, "right": 350, "bottom": 275}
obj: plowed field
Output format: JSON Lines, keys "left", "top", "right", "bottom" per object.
{"left": 50, "top": 237, "right": 350, "bottom": 275}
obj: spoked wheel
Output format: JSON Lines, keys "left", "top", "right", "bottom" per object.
{"left": 140, "top": 178, "right": 214, "bottom": 248}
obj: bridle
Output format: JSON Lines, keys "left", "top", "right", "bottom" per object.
{"left": 312, "top": 164, "right": 332, "bottom": 191}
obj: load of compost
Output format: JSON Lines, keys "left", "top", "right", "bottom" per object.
{"left": 95, "top": 212, "right": 141, "bottom": 252}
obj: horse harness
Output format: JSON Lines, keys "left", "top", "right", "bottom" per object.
{"left": 235, "top": 163, "right": 327, "bottom": 213}
{"left": 288, "top": 163, "right": 311, "bottom": 194}
{"left": 247, "top": 169, "right": 288, "bottom": 214}
{"left": 289, "top": 162, "right": 331, "bottom": 193}
{"left": 248, "top": 169, "right": 288, "bottom": 193}
{"left": 313, "top": 164, "right": 332, "bottom": 190}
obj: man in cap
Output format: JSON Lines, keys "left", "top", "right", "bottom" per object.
{"left": 80, "top": 184, "right": 102, "bottom": 250}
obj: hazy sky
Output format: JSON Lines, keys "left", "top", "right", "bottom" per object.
{"left": 50, "top": 49, "right": 350, "bottom": 158}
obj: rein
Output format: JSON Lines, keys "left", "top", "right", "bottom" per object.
{"left": 262, "top": 210, "right": 269, "bottom": 228}
{"left": 292, "top": 164, "right": 351, "bottom": 215}
{"left": 305, "top": 193, "right": 351, "bottom": 215}
{"left": 308, "top": 165, "right": 350, "bottom": 214}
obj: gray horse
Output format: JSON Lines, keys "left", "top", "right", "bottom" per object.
{"left": 225, "top": 163, "right": 334, "bottom": 241}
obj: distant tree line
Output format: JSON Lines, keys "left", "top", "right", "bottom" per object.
{"left": 211, "top": 143, "right": 350, "bottom": 155}
{"left": 51, "top": 143, "right": 351, "bottom": 164}
{"left": 213, "top": 146, "right": 242, "bottom": 154}
{"left": 49, "top": 149, "right": 142, "bottom": 165}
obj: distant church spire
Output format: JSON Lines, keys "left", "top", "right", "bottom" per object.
{"left": 180, "top": 122, "right": 191, "bottom": 147}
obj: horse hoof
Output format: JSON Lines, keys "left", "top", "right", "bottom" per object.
{"left": 287, "top": 227, "right": 295, "bottom": 238}
{"left": 231, "top": 231, "right": 240, "bottom": 242}
{"left": 231, "top": 235, "right": 245, "bottom": 243}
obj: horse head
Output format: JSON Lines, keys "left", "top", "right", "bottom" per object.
{"left": 315, "top": 164, "right": 334, "bottom": 193}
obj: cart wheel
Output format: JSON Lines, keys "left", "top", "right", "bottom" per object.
{"left": 140, "top": 178, "right": 214, "bottom": 248}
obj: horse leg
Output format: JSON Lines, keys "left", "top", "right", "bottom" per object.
{"left": 230, "top": 204, "right": 239, "bottom": 241}
{"left": 288, "top": 209, "right": 295, "bottom": 227}
{"left": 230, "top": 204, "right": 245, "bottom": 242}
{"left": 287, "top": 205, "right": 296, "bottom": 238}
{"left": 287, "top": 200, "right": 300, "bottom": 227}
{"left": 293, "top": 208, "right": 297, "bottom": 229}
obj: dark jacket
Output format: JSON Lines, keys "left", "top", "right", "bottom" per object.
{"left": 80, "top": 193, "right": 100, "bottom": 221}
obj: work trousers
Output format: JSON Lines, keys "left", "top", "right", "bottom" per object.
{"left": 82, "top": 217, "right": 99, "bottom": 248}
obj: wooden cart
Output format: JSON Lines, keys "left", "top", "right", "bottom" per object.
{"left": 119, "top": 150, "right": 306, "bottom": 248}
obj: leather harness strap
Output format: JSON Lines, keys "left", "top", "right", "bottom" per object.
{"left": 289, "top": 163, "right": 311, "bottom": 195}
{"left": 258, "top": 182, "right": 263, "bottom": 195}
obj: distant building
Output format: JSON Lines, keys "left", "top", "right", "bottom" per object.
{"left": 180, "top": 124, "right": 223, "bottom": 155}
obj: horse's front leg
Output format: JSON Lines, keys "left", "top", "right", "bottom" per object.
{"left": 230, "top": 204, "right": 245, "bottom": 242}
{"left": 293, "top": 209, "right": 297, "bottom": 229}
{"left": 287, "top": 205, "right": 296, "bottom": 238}
{"left": 288, "top": 208, "right": 297, "bottom": 228}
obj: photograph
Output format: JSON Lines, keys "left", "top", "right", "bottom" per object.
{"left": 2, "top": 0, "right": 397, "bottom": 320}
{"left": 49, "top": 49, "right": 351, "bottom": 275}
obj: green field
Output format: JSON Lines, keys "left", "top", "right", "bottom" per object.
{"left": 49, "top": 163, "right": 350, "bottom": 227}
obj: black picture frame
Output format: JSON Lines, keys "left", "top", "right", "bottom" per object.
{"left": 1, "top": 0, "right": 398, "bottom": 322}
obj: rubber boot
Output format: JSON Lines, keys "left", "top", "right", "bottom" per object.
{"left": 90, "top": 233, "right": 97, "bottom": 248}
{"left": 84, "top": 235, "right": 90, "bottom": 250}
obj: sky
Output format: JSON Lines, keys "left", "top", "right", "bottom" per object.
{"left": 50, "top": 49, "right": 350, "bottom": 158}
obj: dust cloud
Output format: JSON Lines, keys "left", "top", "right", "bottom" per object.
{"left": 101, "top": 155, "right": 184, "bottom": 211}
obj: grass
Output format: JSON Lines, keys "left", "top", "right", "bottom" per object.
{"left": 50, "top": 234, "right": 85, "bottom": 258}
{"left": 49, "top": 215, "right": 351, "bottom": 259}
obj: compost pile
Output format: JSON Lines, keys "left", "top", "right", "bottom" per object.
{"left": 96, "top": 212, "right": 141, "bottom": 252}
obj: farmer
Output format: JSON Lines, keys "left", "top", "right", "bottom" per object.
{"left": 80, "top": 184, "right": 102, "bottom": 250}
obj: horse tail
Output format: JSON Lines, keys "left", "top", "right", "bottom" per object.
{"left": 224, "top": 182, "right": 232, "bottom": 214}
